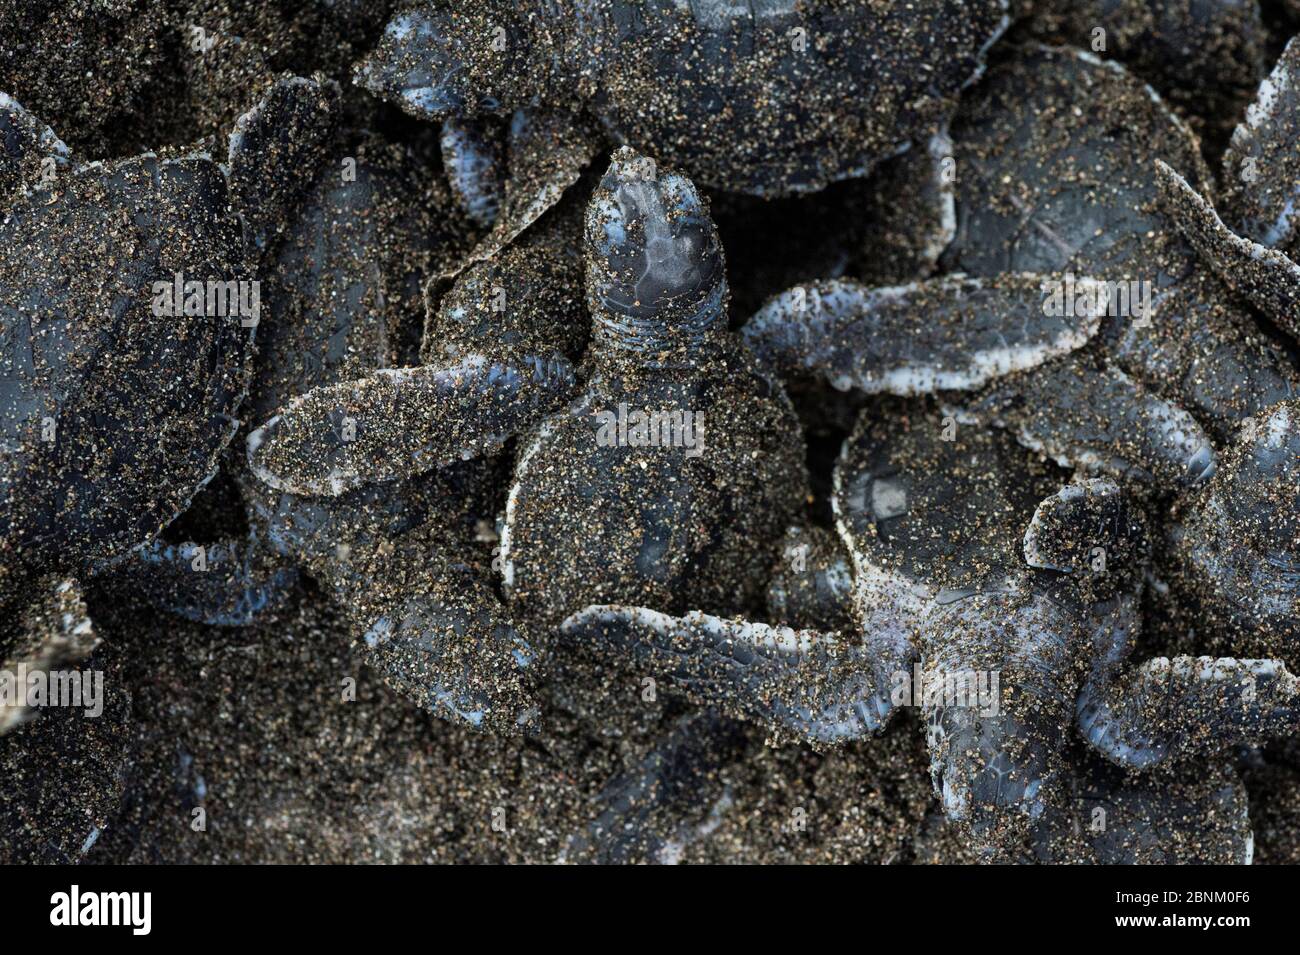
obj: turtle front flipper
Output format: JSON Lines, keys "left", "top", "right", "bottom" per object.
{"left": 560, "top": 710, "right": 747, "bottom": 864}
{"left": 248, "top": 354, "right": 578, "bottom": 496}
{"left": 559, "top": 606, "right": 912, "bottom": 745}
{"left": 958, "top": 353, "right": 1217, "bottom": 491}
{"left": 248, "top": 199, "right": 588, "bottom": 496}
{"left": 1077, "top": 655, "right": 1300, "bottom": 771}
{"left": 227, "top": 75, "right": 342, "bottom": 260}
{"left": 741, "top": 272, "right": 1102, "bottom": 395}
{"left": 1156, "top": 159, "right": 1300, "bottom": 345}
{"left": 1219, "top": 37, "right": 1300, "bottom": 252}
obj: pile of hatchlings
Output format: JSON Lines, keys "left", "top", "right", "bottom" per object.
{"left": 2, "top": 0, "right": 1299, "bottom": 865}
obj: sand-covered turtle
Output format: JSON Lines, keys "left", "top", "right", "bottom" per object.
{"left": 244, "top": 146, "right": 1111, "bottom": 743}
{"left": 0, "top": 76, "right": 337, "bottom": 722}
{"left": 744, "top": 46, "right": 1296, "bottom": 483}
{"left": 99, "top": 118, "right": 554, "bottom": 734}
{"left": 244, "top": 149, "right": 812, "bottom": 711}
{"left": 561, "top": 406, "right": 1299, "bottom": 859}
{"left": 1153, "top": 37, "right": 1300, "bottom": 351}
{"left": 1019, "top": 0, "right": 1267, "bottom": 132}
{"left": 354, "top": 0, "right": 1011, "bottom": 196}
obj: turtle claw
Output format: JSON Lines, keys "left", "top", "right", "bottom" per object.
{"left": 559, "top": 606, "right": 909, "bottom": 745}
{"left": 248, "top": 355, "right": 578, "bottom": 496}
{"left": 742, "top": 272, "right": 1102, "bottom": 395}
{"left": 1155, "top": 159, "right": 1300, "bottom": 344}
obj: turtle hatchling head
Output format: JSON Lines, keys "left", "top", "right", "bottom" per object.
{"left": 584, "top": 147, "right": 726, "bottom": 361}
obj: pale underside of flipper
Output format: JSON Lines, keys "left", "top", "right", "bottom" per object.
{"left": 742, "top": 272, "right": 1102, "bottom": 395}
{"left": 1156, "top": 159, "right": 1300, "bottom": 345}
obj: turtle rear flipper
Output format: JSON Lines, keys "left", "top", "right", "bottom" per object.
{"left": 560, "top": 606, "right": 911, "bottom": 745}
{"left": 560, "top": 711, "right": 746, "bottom": 864}
{"left": 920, "top": 588, "right": 1083, "bottom": 861}
{"left": 742, "top": 272, "right": 1102, "bottom": 395}
{"left": 330, "top": 535, "right": 538, "bottom": 734}
{"left": 1172, "top": 399, "right": 1300, "bottom": 656}
{"left": 440, "top": 116, "right": 506, "bottom": 229}
{"left": 1156, "top": 159, "right": 1300, "bottom": 345}
{"left": 1022, "top": 479, "right": 1151, "bottom": 598}
{"left": 1030, "top": 750, "right": 1254, "bottom": 865}
{"left": 765, "top": 525, "right": 854, "bottom": 633}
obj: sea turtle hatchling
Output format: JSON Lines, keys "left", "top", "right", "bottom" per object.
{"left": 354, "top": 0, "right": 1012, "bottom": 196}
{"left": 245, "top": 145, "right": 1105, "bottom": 730}
{"left": 0, "top": 75, "right": 336, "bottom": 728}
{"left": 103, "top": 124, "right": 553, "bottom": 734}
{"left": 560, "top": 405, "right": 1300, "bottom": 859}
{"left": 743, "top": 45, "right": 1298, "bottom": 489}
